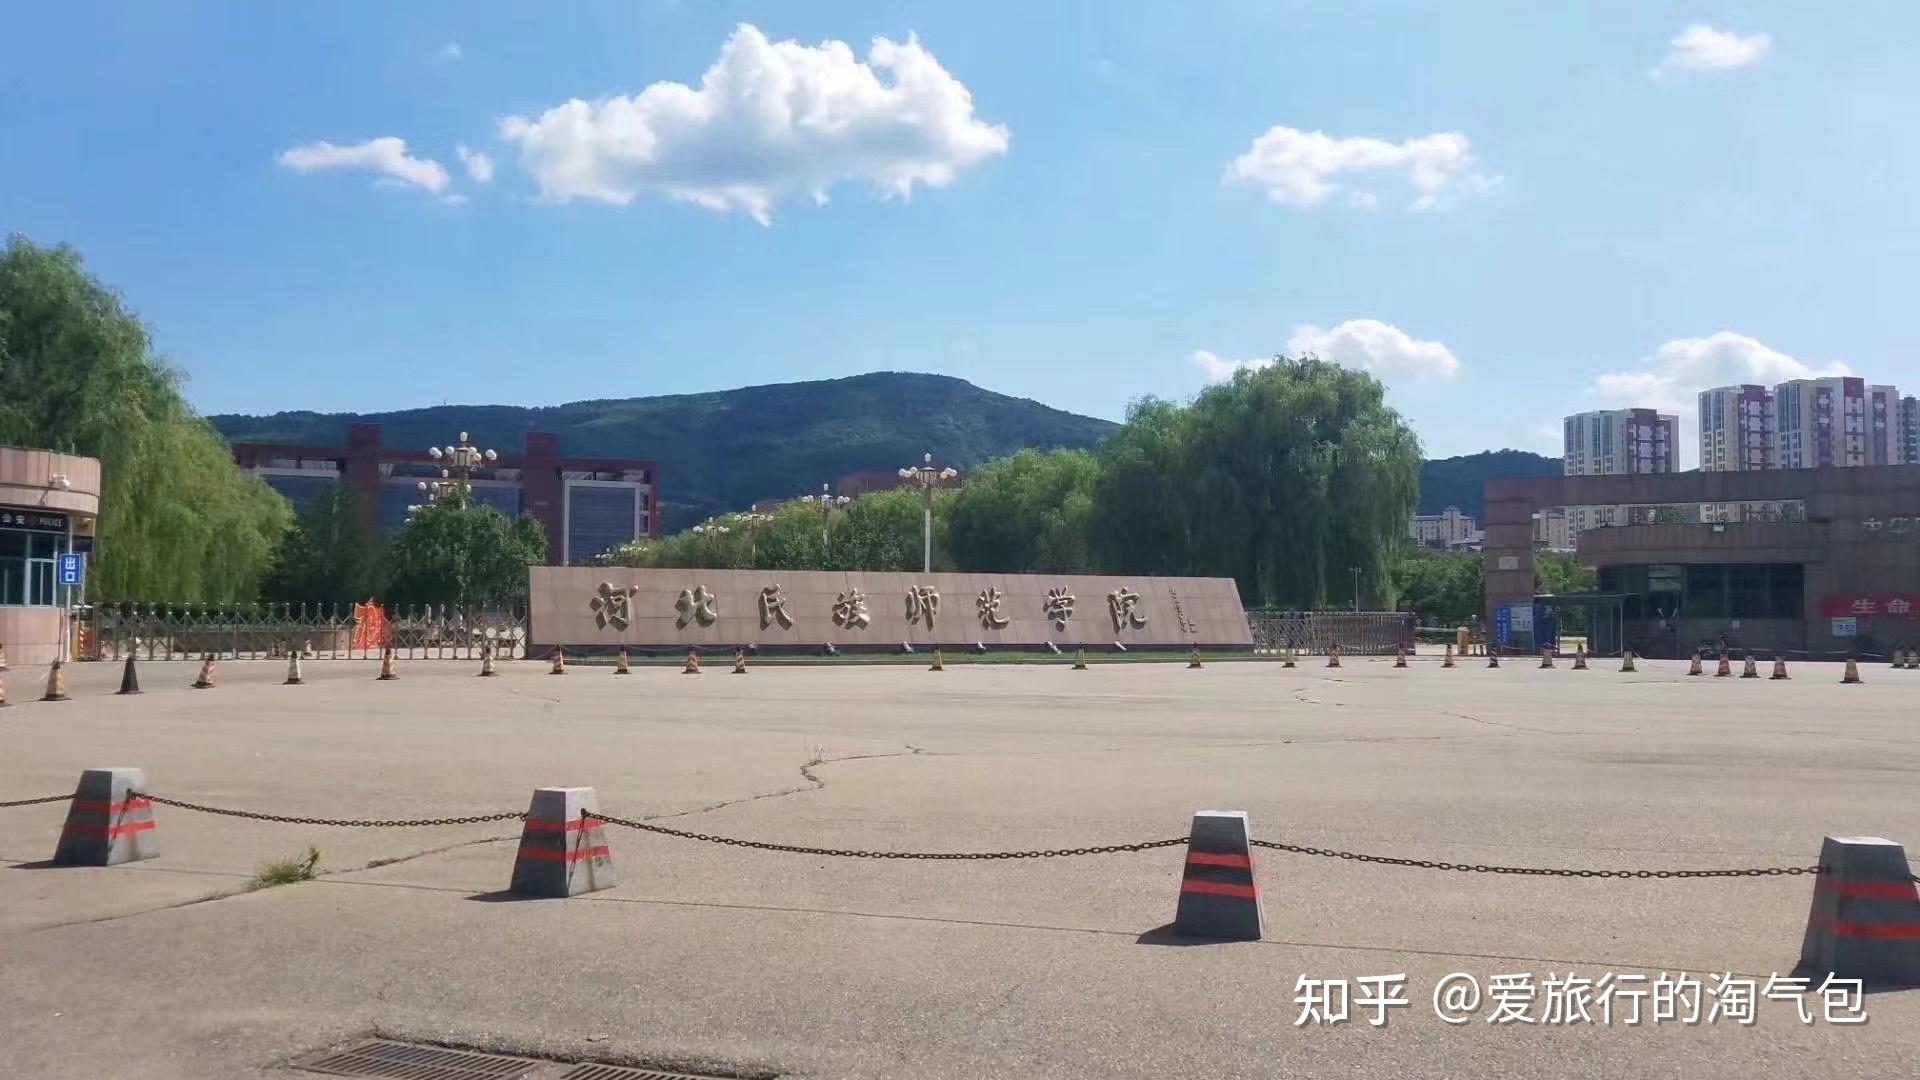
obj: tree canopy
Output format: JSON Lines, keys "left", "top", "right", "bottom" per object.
{"left": 261, "top": 487, "right": 384, "bottom": 605}
{"left": 380, "top": 494, "right": 547, "bottom": 609}
{"left": 0, "top": 235, "right": 289, "bottom": 600}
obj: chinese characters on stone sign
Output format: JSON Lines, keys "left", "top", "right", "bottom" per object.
{"left": 590, "top": 581, "right": 638, "bottom": 631}
{"left": 1043, "top": 587, "right": 1076, "bottom": 631}
{"left": 1108, "top": 588, "right": 1148, "bottom": 632}
{"left": 759, "top": 585, "right": 793, "bottom": 630}
{"left": 976, "top": 587, "right": 1010, "bottom": 629}
{"left": 674, "top": 585, "right": 719, "bottom": 628}
{"left": 833, "top": 589, "right": 871, "bottom": 630}
{"left": 905, "top": 585, "right": 940, "bottom": 629}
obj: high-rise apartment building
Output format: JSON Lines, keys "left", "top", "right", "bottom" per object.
{"left": 1697, "top": 385, "right": 1774, "bottom": 471}
{"left": 1562, "top": 409, "right": 1678, "bottom": 476}
{"left": 1773, "top": 377, "right": 1903, "bottom": 469}
{"left": 1903, "top": 395, "right": 1920, "bottom": 467}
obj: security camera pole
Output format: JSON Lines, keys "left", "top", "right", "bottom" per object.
{"left": 899, "top": 453, "right": 957, "bottom": 574}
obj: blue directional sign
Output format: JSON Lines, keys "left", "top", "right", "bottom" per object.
{"left": 57, "top": 553, "right": 84, "bottom": 587}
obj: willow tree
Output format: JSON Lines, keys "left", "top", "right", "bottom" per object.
{"left": 0, "top": 235, "right": 290, "bottom": 600}
{"left": 1091, "top": 357, "right": 1420, "bottom": 609}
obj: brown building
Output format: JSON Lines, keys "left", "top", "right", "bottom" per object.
{"left": 0, "top": 445, "right": 101, "bottom": 666}
{"left": 233, "top": 423, "right": 658, "bottom": 566}
{"left": 1484, "top": 465, "right": 1920, "bottom": 659}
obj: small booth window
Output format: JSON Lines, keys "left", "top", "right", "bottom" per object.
{"left": 0, "top": 515, "right": 70, "bottom": 607}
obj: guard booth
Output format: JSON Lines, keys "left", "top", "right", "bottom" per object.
{"left": 1492, "top": 599, "right": 1557, "bottom": 655}
{"left": 1534, "top": 592, "right": 1630, "bottom": 657}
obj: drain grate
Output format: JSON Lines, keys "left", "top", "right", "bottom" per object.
{"left": 557, "top": 1067, "right": 736, "bottom": 1080}
{"left": 294, "top": 1040, "right": 544, "bottom": 1080}
{"left": 292, "top": 1040, "right": 751, "bottom": 1080}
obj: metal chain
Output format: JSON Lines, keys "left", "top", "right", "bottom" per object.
{"left": 0, "top": 794, "right": 71, "bottom": 808}
{"left": 132, "top": 792, "right": 523, "bottom": 828}
{"left": 1251, "top": 839, "right": 1816, "bottom": 879}
{"left": 591, "top": 811, "right": 1187, "bottom": 859}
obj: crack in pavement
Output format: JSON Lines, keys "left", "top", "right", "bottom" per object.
{"left": 628, "top": 745, "right": 928, "bottom": 824}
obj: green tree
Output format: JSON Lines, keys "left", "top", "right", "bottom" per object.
{"left": 831, "top": 487, "right": 952, "bottom": 571}
{"left": 1090, "top": 358, "right": 1421, "bottom": 609}
{"left": 1392, "top": 549, "right": 1483, "bottom": 626}
{"left": 381, "top": 495, "right": 547, "bottom": 608}
{"left": 947, "top": 448, "right": 1098, "bottom": 572}
{"left": 262, "top": 488, "right": 384, "bottom": 604}
{"left": 0, "top": 235, "right": 289, "bottom": 600}
{"left": 1534, "top": 549, "right": 1598, "bottom": 632}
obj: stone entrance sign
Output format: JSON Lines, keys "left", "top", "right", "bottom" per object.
{"left": 529, "top": 568, "right": 1253, "bottom": 652}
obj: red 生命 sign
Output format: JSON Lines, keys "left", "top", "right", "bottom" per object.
{"left": 1818, "top": 594, "right": 1920, "bottom": 618}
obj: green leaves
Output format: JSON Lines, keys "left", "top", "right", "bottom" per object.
{"left": 381, "top": 499, "right": 547, "bottom": 609}
{"left": 0, "top": 236, "right": 289, "bottom": 601}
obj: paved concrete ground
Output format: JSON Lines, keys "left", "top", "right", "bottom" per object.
{"left": 2, "top": 654, "right": 1917, "bottom": 1079}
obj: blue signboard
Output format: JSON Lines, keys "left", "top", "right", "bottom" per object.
{"left": 57, "top": 553, "right": 84, "bottom": 588}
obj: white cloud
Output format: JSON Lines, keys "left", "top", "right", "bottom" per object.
{"left": 1192, "top": 319, "right": 1462, "bottom": 383}
{"left": 498, "top": 23, "right": 1009, "bottom": 224}
{"left": 1223, "top": 126, "right": 1499, "bottom": 210}
{"left": 456, "top": 145, "right": 495, "bottom": 183}
{"left": 278, "top": 137, "right": 451, "bottom": 194}
{"left": 442, "top": 42, "right": 464, "bottom": 61}
{"left": 1584, "top": 331, "right": 1847, "bottom": 466}
{"left": 1652, "top": 25, "right": 1772, "bottom": 77}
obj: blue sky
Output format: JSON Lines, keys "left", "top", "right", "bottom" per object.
{"left": 5, "top": 2, "right": 1918, "bottom": 464}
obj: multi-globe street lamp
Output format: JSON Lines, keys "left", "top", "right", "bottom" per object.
{"left": 411, "top": 431, "right": 497, "bottom": 513}
{"left": 898, "top": 452, "right": 957, "bottom": 574}
{"left": 799, "top": 482, "right": 850, "bottom": 552}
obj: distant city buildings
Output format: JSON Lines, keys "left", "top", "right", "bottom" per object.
{"left": 1697, "top": 377, "right": 1910, "bottom": 471}
{"left": 1562, "top": 409, "right": 1678, "bottom": 476}
{"left": 1411, "top": 506, "right": 1483, "bottom": 550}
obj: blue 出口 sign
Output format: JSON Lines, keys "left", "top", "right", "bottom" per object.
{"left": 57, "top": 553, "right": 84, "bottom": 588}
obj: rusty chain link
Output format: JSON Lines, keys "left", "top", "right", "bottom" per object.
{"left": 1250, "top": 838, "right": 1817, "bottom": 879}
{"left": 0, "top": 794, "right": 70, "bottom": 808}
{"left": 131, "top": 792, "right": 523, "bottom": 828}
{"left": 591, "top": 811, "right": 1186, "bottom": 860}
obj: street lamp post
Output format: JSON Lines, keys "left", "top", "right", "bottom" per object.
{"left": 739, "top": 505, "right": 774, "bottom": 563}
{"left": 1350, "top": 566, "right": 1361, "bottom": 613}
{"left": 799, "top": 482, "right": 849, "bottom": 555}
{"left": 898, "top": 453, "right": 956, "bottom": 574}
{"left": 415, "top": 431, "right": 498, "bottom": 511}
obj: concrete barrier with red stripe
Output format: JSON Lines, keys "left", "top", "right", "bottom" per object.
{"left": 1800, "top": 835, "right": 1920, "bottom": 984}
{"left": 508, "top": 786, "right": 617, "bottom": 898}
{"left": 1174, "top": 810, "right": 1262, "bottom": 941}
{"left": 53, "top": 767, "right": 159, "bottom": 866}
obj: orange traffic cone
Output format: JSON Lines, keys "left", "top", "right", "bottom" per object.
{"left": 930, "top": 648, "right": 945, "bottom": 671}
{"left": 377, "top": 648, "right": 398, "bottom": 681}
{"left": 1326, "top": 644, "right": 1341, "bottom": 669}
{"left": 192, "top": 654, "right": 216, "bottom": 689}
{"left": 1686, "top": 651, "right": 1703, "bottom": 676}
{"left": 1620, "top": 650, "right": 1636, "bottom": 673}
{"left": 1539, "top": 648, "right": 1554, "bottom": 669}
{"left": 1571, "top": 645, "right": 1588, "bottom": 670}
{"left": 1842, "top": 656, "right": 1862, "bottom": 684}
{"left": 1442, "top": 643, "right": 1455, "bottom": 668}
{"left": 549, "top": 648, "right": 567, "bottom": 676}
{"left": 1741, "top": 654, "right": 1760, "bottom": 679}
{"left": 1770, "top": 654, "right": 1789, "bottom": 680}
{"left": 41, "top": 660, "right": 68, "bottom": 702}
{"left": 614, "top": 646, "right": 630, "bottom": 675}
{"left": 1487, "top": 651, "right": 1500, "bottom": 669}
{"left": 1072, "top": 646, "right": 1088, "bottom": 670}
{"left": 1188, "top": 646, "right": 1203, "bottom": 669}
{"left": 732, "top": 648, "right": 748, "bottom": 674}
{"left": 683, "top": 650, "right": 701, "bottom": 675}
{"left": 1714, "top": 651, "right": 1732, "bottom": 678}
{"left": 1393, "top": 646, "right": 1407, "bottom": 669}
{"left": 478, "top": 643, "right": 498, "bottom": 677}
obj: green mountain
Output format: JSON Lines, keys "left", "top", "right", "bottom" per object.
{"left": 210, "top": 372, "right": 1120, "bottom": 532}
{"left": 1417, "top": 449, "right": 1561, "bottom": 519}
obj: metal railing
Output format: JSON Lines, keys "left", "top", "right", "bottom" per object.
{"left": 1246, "top": 611, "right": 1415, "bottom": 656}
{"left": 80, "top": 602, "right": 528, "bottom": 662}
